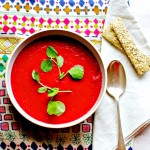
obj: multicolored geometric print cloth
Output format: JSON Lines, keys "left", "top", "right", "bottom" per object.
{"left": 0, "top": 0, "right": 133, "bottom": 149}
{"left": 0, "top": 0, "right": 107, "bottom": 38}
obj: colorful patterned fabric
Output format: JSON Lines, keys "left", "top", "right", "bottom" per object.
{"left": 0, "top": 0, "right": 133, "bottom": 149}
{"left": 0, "top": 0, "right": 107, "bottom": 38}
{"left": 0, "top": 37, "right": 22, "bottom": 54}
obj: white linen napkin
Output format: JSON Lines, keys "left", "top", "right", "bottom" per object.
{"left": 92, "top": 0, "right": 150, "bottom": 149}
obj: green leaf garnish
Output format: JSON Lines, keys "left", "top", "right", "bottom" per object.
{"left": 32, "top": 46, "right": 85, "bottom": 116}
{"left": 56, "top": 55, "right": 64, "bottom": 68}
{"left": 38, "top": 87, "right": 47, "bottom": 93}
{"left": 68, "top": 65, "right": 84, "bottom": 80}
{"left": 46, "top": 46, "right": 58, "bottom": 58}
{"left": 40, "top": 59, "right": 52, "bottom": 72}
{"left": 32, "top": 70, "right": 40, "bottom": 82}
{"left": 48, "top": 88, "right": 59, "bottom": 97}
{"left": 47, "top": 100, "right": 66, "bottom": 116}
{"left": 59, "top": 72, "right": 65, "bottom": 79}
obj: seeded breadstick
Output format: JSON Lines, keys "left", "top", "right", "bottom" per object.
{"left": 147, "top": 57, "right": 150, "bottom": 66}
{"left": 102, "top": 25, "right": 150, "bottom": 66}
{"left": 111, "top": 18, "right": 150, "bottom": 75}
{"left": 102, "top": 25, "right": 123, "bottom": 51}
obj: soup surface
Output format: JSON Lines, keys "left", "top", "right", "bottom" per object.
{"left": 11, "top": 36, "right": 102, "bottom": 124}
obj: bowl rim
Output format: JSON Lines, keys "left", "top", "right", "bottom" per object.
{"left": 5, "top": 29, "right": 107, "bottom": 128}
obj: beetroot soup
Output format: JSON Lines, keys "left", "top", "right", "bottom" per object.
{"left": 11, "top": 36, "right": 102, "bottom": 124}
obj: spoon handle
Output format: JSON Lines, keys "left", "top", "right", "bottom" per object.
{"left": 116, "top": 101, "right": 126, "bottom": 150}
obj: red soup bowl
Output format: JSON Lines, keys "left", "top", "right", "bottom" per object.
{"left": 6, "top": 29, "right": 107, "bottom": 128}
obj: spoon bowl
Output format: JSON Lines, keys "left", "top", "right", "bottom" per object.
{"left": 107, "top": 60, "right": 126, "bottom": 100}
{"left": 107, "top": 60, "right": 126, "bottom": 150}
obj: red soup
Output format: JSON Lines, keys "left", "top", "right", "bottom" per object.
{"left": 11, "top": 36, "right": 102, "bottom": 124}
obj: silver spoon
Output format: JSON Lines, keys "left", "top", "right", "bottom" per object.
{"left": 107, "top": 60, "right": 126, "bottom": 150}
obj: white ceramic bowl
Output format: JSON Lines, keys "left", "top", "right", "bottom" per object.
{"left": 6, "top": 29, "right": 107, "bottom": 128}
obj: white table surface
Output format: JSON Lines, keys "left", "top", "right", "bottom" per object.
{"left": 130, "top": 0, "right": 150, "bottom": 149}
